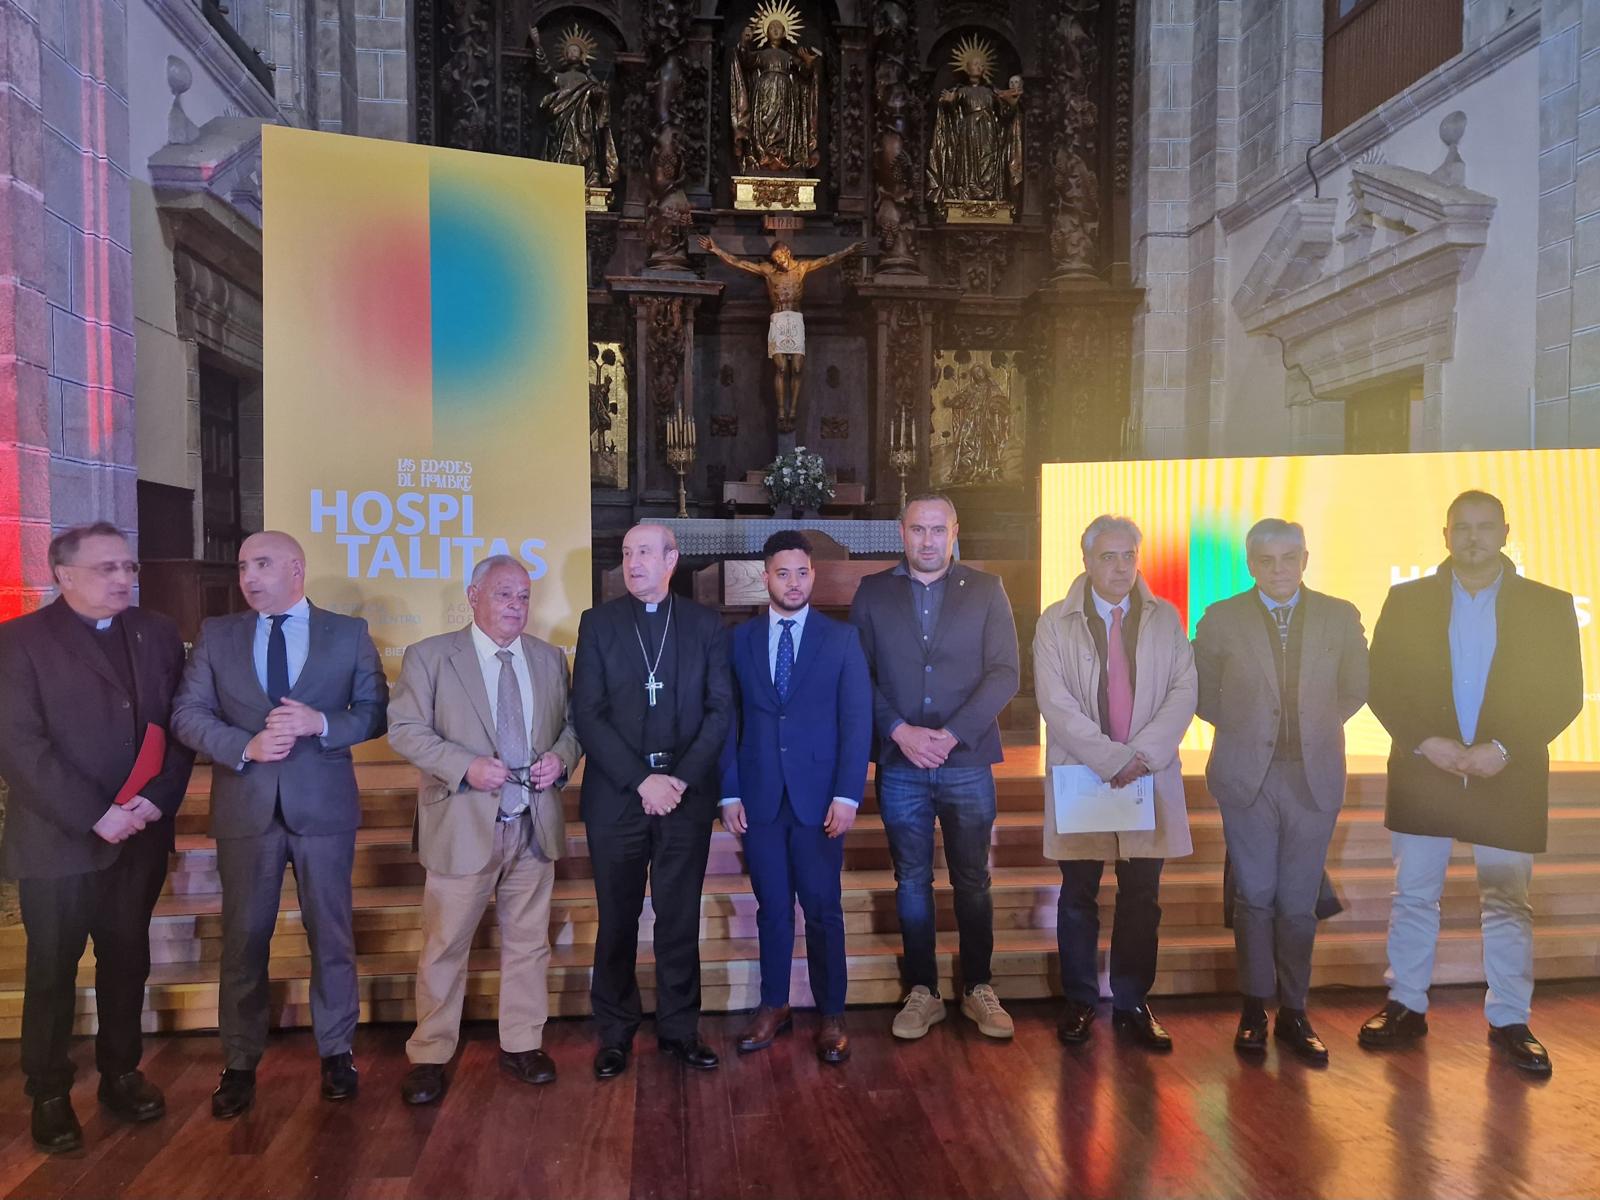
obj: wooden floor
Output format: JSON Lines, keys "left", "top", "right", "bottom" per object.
{"left": 1, "top": 983, "right": 1597, "bottom": 1200}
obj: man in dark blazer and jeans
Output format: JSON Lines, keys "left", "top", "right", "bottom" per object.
{"left": 173, "top": 530, "right": 388, "bottom": 1117}
{"left": 1359, "top": 491, "right": 1582, "bottom": 1075}
{"left": 0, "top": 522, "right": 195, "bottom": 1153}
{"left": 849, "top": 494, "right": 1019, "bottom": 1040}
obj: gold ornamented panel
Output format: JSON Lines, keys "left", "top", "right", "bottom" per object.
{"left": 589, "top": 341, "right": 627, "bottom": 488}
{"left": 929, "top": 349, "right": 1025, "bottom": 487}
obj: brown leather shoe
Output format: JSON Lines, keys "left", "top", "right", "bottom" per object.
{"left": 816, "top": 1015, "right": 850, "bottom": 1065}
{"left": 736, "top": 1004, "right": 793, "bottom": 1053}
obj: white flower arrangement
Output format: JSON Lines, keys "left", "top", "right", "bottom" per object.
{"left": 763, "top": 446, "right": 836, "bottom": 510}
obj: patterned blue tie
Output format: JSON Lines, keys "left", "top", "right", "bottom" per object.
{"left": 775, "top": 619, "right": 796, "bottom": 702}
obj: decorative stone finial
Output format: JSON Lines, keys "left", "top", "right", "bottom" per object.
{"left": 1434, "top": 110, "right": 1467, "bottom": 186}
{"left": 167, "top": 55, "right": 199, "bottom": 145}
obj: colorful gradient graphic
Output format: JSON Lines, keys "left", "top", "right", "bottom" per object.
{"left": 1042, "top": 451, "right": 1600, "bottom": 762}
{"left": 263, "top": 127, "right": 591, "bottom": 668}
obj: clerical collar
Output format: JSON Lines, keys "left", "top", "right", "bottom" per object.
{"left": 73, "top": 609, "right": 116, "bottom": 632}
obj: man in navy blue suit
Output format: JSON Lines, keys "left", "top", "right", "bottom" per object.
{"left": 720, "top": 531, "right": 872, "bottom": 1064}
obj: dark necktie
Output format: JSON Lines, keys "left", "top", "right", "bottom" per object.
{"left": 1272, "top": 605, "right": 1292, "bottom": 650}
{"left": 496, "top": 649, "right": 530, "bottom": 818}
{"left": 267, "top": 613, "right": 291, "bottom": 702}
{"left": 775, "top": 619, "right": 796, "bottom": 702}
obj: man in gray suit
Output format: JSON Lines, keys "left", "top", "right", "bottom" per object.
{"left": 172, "top": 530, "right": 388, "bottom": 1118}
{"left": 1193, "top": 518, "right": 1368, "bottom": 1064}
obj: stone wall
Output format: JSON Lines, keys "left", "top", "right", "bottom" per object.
{"left": 1130, "top": 0, "right": 1567, "bottom": 459}
{"left": 1, "top": 0, "right": 137, "bottom": 616}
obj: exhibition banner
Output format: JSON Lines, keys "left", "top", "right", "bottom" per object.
{"left": 1041, "top": 450, "right": 1600, "bottom": 761}
{"left": 262, "top": 127, "right": 590, "bottom": 669}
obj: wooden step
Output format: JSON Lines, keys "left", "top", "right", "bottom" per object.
{"left": 4, "top": 921, "right": 1597, "bottom": 1038}
{"left": 6, "top": 751, "right": 1599, "bottom": 1039}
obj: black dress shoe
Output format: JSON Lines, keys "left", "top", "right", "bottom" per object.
{"left": 321, "top": 1052, "right": 359, "bottom": 1100}
{"left": 211, "top": 1068, "right": 256, "bottom": 1120}
{"left": 657, "top": 1036, "right": 720, "bottom": 1070}
{"left": 1358, "top": 1001, "right": 1428, "bottom": 1049}
{"left": 31, "top": 1095, "right": 83, "bottom": 1154}
{"left": 1234, "top": 1012, "right": 1269, "bottom": 1054}
{"left": 1057, "top": 1001, "right": 1097, "bottom": 1045}
{"left": 98, "top": 1069, "right": 165, "bottom": 1122}
{"left": 593, "top": 1045, "right": 630, "bottom": 1080}
{"left": 400, "top": 1063, "right": 447, "bottom": 1106}
{"left": 1112, "top": 1005, "right": 1174, "bottom": 1052}
{"left": 1488, "top": 1024, "right": 1553, "bottom": 1076}
{"left": 500, "top": 1048, "right": 557, "bottom": 1086}
{"left": 1275, "top": 1011, "right": 1330, "bottom": 1065}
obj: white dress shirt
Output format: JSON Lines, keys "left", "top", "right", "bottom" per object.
{"left": 471, "top": 622, "right": 535, "bottom": 817}
{"left": 1090, "top": 589, "right": 1131, "bottom": 626}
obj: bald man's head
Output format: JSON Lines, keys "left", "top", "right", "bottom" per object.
{"left": 238, "top": 529, "right": 308, "bottom": 615}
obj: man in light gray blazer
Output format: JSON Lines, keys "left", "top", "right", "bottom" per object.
{"left": 387, "top": 555, "right": 581, "bottom": 1105}
{"left": 172, "top": 531, "right": 388, "bottom": 1118}
{"left": 1193, "top": 518, "right": 1368, "bottom": 1065}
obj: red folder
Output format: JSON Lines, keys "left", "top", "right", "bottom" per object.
{"left": 114, "top": 724, "right": 167, "bottom": 807}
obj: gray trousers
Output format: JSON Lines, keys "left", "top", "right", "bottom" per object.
{"left": 1386, "top": 831, "right": 1534, "bottom": 1027}
{"left": 216, "top": 812, "right": 358, "bottom": 1069}
{"left": 1218, "top": 761, "right": 1339, "bottom": 1009}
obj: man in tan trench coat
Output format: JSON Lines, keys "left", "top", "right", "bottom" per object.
{"left": 1033, "top": 515, "right": 1198, "bottom": 1050}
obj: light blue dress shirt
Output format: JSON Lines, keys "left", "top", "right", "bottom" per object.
{"left": 249, "top": 596, "right": 328, "bottom": 741}
{"left": 1449, "top": 570, "right": 1502, "bottom": 745}
{"left": 1257, "top": 588, "right": 1301, "bottom": 616}
{"left": 767, "top": 603, "right": 810, "bottom": 682}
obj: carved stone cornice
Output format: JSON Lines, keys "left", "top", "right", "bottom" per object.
{"left": 1233, "top": 116, "right": 1497, "bottom": 398}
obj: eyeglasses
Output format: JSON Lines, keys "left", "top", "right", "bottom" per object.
{"left": 69, "top": 561, "right": 141, "bottom": 577}
{"left": 502, "top": 766, "right": 537, "bottom": 792}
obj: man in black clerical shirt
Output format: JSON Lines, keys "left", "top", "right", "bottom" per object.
{"left": 0, "top": 522, "right": 195, "bottom": 1153}
{"left": 572, "top": 523, "right": 734, "bottom": 1078}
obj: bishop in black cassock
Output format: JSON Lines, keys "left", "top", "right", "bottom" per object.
{"left": 571, "top": 523, "right": 734, "bottom": 1077}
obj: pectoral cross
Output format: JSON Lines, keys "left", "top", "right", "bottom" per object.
{"left": 645, "top": 673, "right": 663, "bottom": 707}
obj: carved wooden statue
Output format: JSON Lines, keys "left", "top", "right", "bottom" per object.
{"left": 698, "top": 234, "right": 863, "bottom": 433}
{"left": 527, "top": 24, "right": 619, "bottom": 187}
{"left": 927, "top": 35, "right": 1023, "bottom": 213}
{"left": 730, "top": 0, "right": 822, "bottom": 174}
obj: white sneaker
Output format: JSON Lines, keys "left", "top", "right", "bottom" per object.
{"left": 891, "top": 985, "right": 948, "bottom": 1040}
{"left": 960, "top": 984, "right": 1015, "bottom": 1039}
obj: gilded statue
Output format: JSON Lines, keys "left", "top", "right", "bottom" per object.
{"left": 943, "top": 363, "right": 1011, "bottom": 483}
{"left": 730, "top": 0, "right": 822, "bottom": 174}
{"left": 927, "top": 35, "right": 1024, "bottom": 212}
{"left": 527, "top": 24, "right": 619, "bottom": 187}
{"left": 697, "top": 234, "right": 863, "bottom": 433}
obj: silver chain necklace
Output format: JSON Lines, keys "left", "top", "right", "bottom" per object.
{"left": 633, "top": 595, "right": 673, "bottom": 707}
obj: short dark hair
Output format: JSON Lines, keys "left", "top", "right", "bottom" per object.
{"left": 49, "top": 521, "right": 125, "bottom": 573}
{"left": 900, "top": 492, "right": 958, "bottom": 522}
{"left": 762, "top": 530, "right": 813, "bottom": 562}
{"left": 1446, "top": 489, "right": 1506, "bottom": 524}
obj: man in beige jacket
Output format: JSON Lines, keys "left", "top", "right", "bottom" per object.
{"left": 387, "top": 555, "right": 582, "bottom": 1104}
{"left": 1033, "top": 515, "right": 1198, "bottom": 1051}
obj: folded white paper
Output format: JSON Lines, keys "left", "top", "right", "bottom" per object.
{"left": 1050, "top": 764, "right": 1156, "bottom": 834}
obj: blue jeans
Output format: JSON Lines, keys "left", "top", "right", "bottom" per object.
{"left": 876, "top": 763, "right": 996, "bottom": 993}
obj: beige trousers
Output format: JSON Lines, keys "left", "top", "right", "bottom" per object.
{"left": 406, "top": 814, "right": 555, "bottom": 1062}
